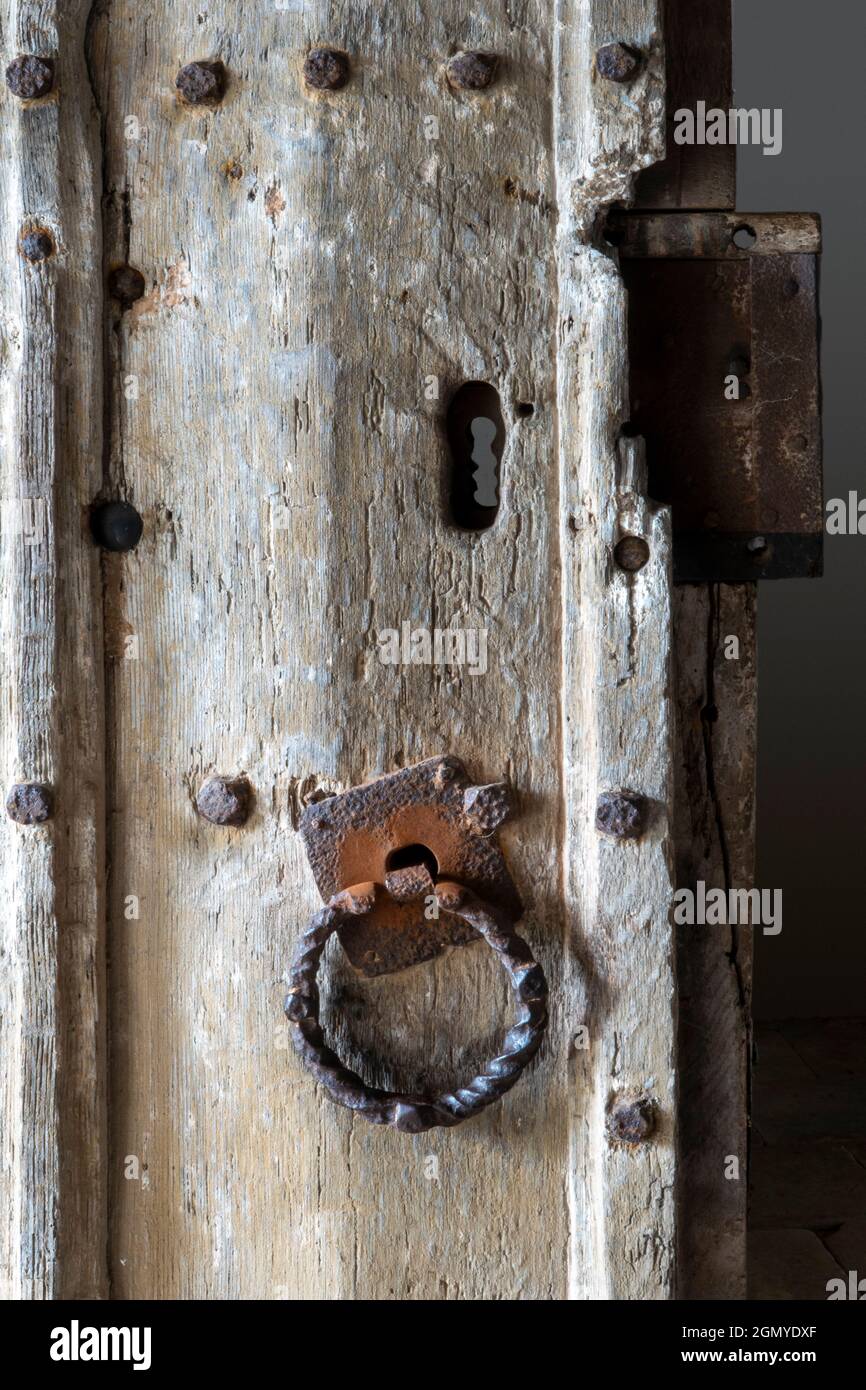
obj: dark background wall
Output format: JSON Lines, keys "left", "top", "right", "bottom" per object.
{"left": 735, "top": 0, "right": 865, "bottom": 1017}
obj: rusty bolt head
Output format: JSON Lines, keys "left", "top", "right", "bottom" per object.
{"left": 196, "top": 775, "right": 252, "bottom": 827}
{"left": 331, "top": 882, "right": 377, "bottom": 915}
{"left": 446, "top": 50, "right": 499, "bottom": 91}
{"left": 596, "top": 790, "right": 648, "bottom": 840}
{"left": 176, "top": 60, "right": 226, "bottom": 106}
{"left": 303, "top": 48, "right": 350, "bottom": 91}
{"left": 463, "top": 781, "right": 511, "bottom": 835}
{"left": 108, "top": 265, "right": 146, "bottom": 308}
{"left": 6, "top": 55, "right": 55, "bottom": 100}
{"left": 19, "top": 228, "right": 55, "bottom": 263}
{"left": 384, "top": 863, "right": 435, "bottom": 903}
{"left": 614, "top": 535, "right": 650, "bottom": 573}
{"left": 596, "top": 43, "right": 641, "bottom": 83}
{"left": 6, "top": 782, "right": 52, "bottom": 825}
{"left": 607, "top": 1096, "right": 656, "bottom": 1144}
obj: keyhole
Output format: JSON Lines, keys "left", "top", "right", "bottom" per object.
{"left": 385, "top": 843, "right": 439, "bottom": 878}
{"left": 447, "top": 381, "right": 505, "bottom": 530}
{"left": 470, "top": 417, "right": 498, "bottom": 507}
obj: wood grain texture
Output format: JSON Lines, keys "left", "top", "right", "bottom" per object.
{"left": 0, "top": 1, "right": 107, "bottom": 1299}
{"left": 634, "top": 0, "right": 734, "bottom": 211}
{"left": 86, "top": 0, "right": 679, "bottom": 1300}
{"left": 93, "top": 0, "right": 567, "bottom": 1300}
{"left": 0, "top": 0, "right": 755, "bottom": 1302}
{"left": 555, "top": 0, "right": 675, "bottom": 1300}
{"left": 673, "top": 583, "right": 755, "bottom": 1300}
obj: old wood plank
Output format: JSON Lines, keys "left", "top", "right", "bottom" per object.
{"left": 0, "top": 1, "right": 107, "bottom": 1299}
{"left": 94, "top": 1, "right": 569, "bottom": 1300}
{"left": 92, "top": 0, "right": 686, "bottom": 1300}
{"left": 673, "top": 583, "right": 755, "bottom": 1300}
{"left": 634, "top": 0, "right": 735, "bottom": 211}
{"left": 555, "top": 1, "right": 676, "bottom": 1299}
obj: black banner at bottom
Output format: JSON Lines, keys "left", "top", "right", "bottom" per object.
{"left": 0, "top": 1296, "right": 860, "bottom": 1377}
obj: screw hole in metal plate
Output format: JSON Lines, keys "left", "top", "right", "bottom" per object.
{"left": 732, "top": 223, "right": 757, "bottom": 250}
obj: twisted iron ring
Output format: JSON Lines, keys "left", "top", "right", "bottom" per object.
{"left": 285, "top": 880, "right": 548, "bottom": 1132}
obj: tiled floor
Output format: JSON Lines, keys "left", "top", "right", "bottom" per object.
{"left": 749, "top": 1018, "right": 866, "bottom": 1299}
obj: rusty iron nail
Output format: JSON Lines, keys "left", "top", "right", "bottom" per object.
{"left": 463, "top": 781, "right": 511, "bottom": 835}
{"left": 331, "top": 881, "right": 377, "bottom": 915}
{"left": 303, "top": 48, "right": 350, "bottom": 91}
{"left": 384, "top": 863, "right": 434, "bottom": 903}
{"left": 596, "top": 790, "right": 648, "bottom": 840}
{"left": 596, "top": 42, "right": 641, "bottom": 83}
{"left": 6, "top": 782, "right": 52, "bottom": 825}
{"left": 446, "top": 50, "right": 499, "bottom": 91}
{"left": 19, "top": 227, "right": 55, "bottom": 263}
{"left": 607, "top": 1096, "right": 656, "bottom": 1144}
{"left": 90, "top": 501, "right": 143, "bottom": 552}
{"left": 108, "top": 264, "right": 146, "bottom": 308}
{"left": 614, "top": 535, "right": 650, "bottom": 572}
{"left": 176, "top": 60, "right": 227, "bottom": 106}
{"left": 6, "top": 54, "right": 55, "bottom": 100}
{"left": 196, "top": 775, "right": 253, "bottom": 826}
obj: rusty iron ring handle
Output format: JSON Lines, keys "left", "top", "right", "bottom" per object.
{"left": 285, "top": 880, "right": 548, "bottom": 1133}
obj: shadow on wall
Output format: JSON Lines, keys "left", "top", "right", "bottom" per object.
{"left": 736, "top": 0, "right": 866, "bottom": 1018}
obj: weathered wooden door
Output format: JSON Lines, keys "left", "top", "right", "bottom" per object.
{"left": 3, "top": 0, "right": 821, "bottom": 1301}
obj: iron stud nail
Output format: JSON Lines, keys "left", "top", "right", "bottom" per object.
{"left": 176, "top": 60, "right": 226, "bottom": 106}
{"left": 6, "top": 782, "right": 52, "bottom": 825}
{"left": 108, "top": 265, "right": 146, "bottom": 308}
{"left": 90, "top": 501, "right": 143, "bottom": 552}
{"left": 196, "top": 775, "right": 253, "bottom": 827}
{"left": 614, "top": 535, "right": 650, "bottom": 572}
{"left": 446, "top": 50, "right": 499, "bottom": 91}
{"left": 19, "top": 227, "right": 55, "bottom": 262}
{"left": 596, "top": 42, "right": 641, "bottom": 83}
{"left": 596, "top": 790, "right": 648, "bottom": 840}
{"left": 607, "top": 1096, "right": 656, "bottom": 1144}
{"left": 303, "top": 48, "right": 350, "bottom": 91}
{"left": 6, "top": 54, "right": 55, "bottom": 100}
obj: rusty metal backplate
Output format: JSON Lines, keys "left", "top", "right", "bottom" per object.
{"left": 615, "top": 211, "right": 823, "bottom": 583}
{"left": 298, "top": 756, "right": 522, "bottom": 977}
